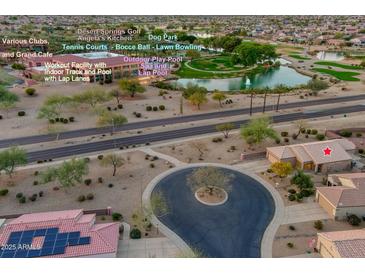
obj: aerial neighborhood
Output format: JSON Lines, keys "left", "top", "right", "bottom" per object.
{"left": 1, "top": 15, "right": 365, "bottom": 258}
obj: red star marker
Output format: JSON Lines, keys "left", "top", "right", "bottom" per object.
{"left": 323, "top": 147, "right": 332, "bottom": 156}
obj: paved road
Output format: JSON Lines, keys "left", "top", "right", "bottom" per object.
{"left": 2, "top": 94, "right": 365, "bottom": 148}
{"left": 25, "top": 104, "right": 365, "bottom": 163}
{"left": 153, "top": 167, "right": 275, "bottom": 258}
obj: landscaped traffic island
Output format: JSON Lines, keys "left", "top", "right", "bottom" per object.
{"left": 151, "top": 165, "right": 275, "bottom": 258}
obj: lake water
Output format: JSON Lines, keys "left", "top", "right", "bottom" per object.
{"left": 174, "top": 66, "right": 310, "bottom": 91}
{"left": 316, "top": 51, "right": 344, "bottom": 61}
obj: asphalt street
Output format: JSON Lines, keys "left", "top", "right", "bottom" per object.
{"left": 1, "top": 94, "right": 365, "bottom": 148}
{"left": 153, "top": 167, "right": 275, "bottom": 258}
{"left": 25, "top": 104, "right": 365, "bottom": 163}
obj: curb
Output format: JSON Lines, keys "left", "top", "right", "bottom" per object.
{"left": 142, "top": 162, "right": 284, "bottom": 258}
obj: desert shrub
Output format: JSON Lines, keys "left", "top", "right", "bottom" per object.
{"left": 311, "top": 129, "right": 318, "bottom": 135}
{"left": 29, "top": 195, "right": 37, "bottom": 202}
{"left": 288, "top": 194, "right": 296, "bottom": 201}
{"left": 134, "top": 112, "right": 142, "bottom": 118}
{"left": 358, "top": 149, "right": 364, "bottom": 154}
{"left": 78, "top": 195, "right": 86, "bottom": 202}
{"left": 18, "top": 111, "right": 26, "bottom": 116}
{"left": 108, "top": 183, "right": 114, "bottom": 188}
{"left": 117, "top": 104, "right": 123, "bottom": 109}
{"left": 0, "top": 115, "right": 2, "bottom": 119}
{"left": 98, "top": 177, "right": 103, "bottom": 183}
{"left": 86, "top": 193, "right": 94, "bottom": 200}
{"left": 316, "top": 134, "right": 325, "bottom": 141}
{"left": 230, "top": 145, "right": 236, "bottom": 151}
{"left": 356, "top": 132, "right": 362, "bottom": 137}
{"left": 25, "top": 88, "right": 36, "bottom": 96}
{"left": 292, "top": 133, "right": 297, "bottom": 140}
{"left": 212, "top": 137, "right": 223, "bottom": 143}
{"left": 347, "top": 214, "right": 361, "bottom": 226}
{"left": 150, "top": 163, "right": 155, "bottom": 168}
{"left": 39, "top": 191, "right": 44, "bottom": 197}
{"left": 159, "top": 105, "right": 165, "bottom": 110}
{"left": 289, "top": 225, "right": 296, "bottom": 231}
{"left": 146, "top": 106, "right": 152, "bottom": 111}
{"left": 0, "top": 189, "right": 9, "bottom": 196}
{"left": 16, "top": 192, "right": 23, "bottom": 199}
{"left": 63, "top": 118, "right": 69, "bottom": 124}
{"left": 287, "top": 242, "right": 294, "bottom": 248}
{"left": 112, "top": 212, "right": 123, "bottom": 221}
{"left": 284, "top": 137, "right": 289, "bottom": 143}
{"left": 314, "top": 220, "right": 323, "bottom": 230}
{"left": 275, "top": 139, "right": 281, "bottom": 144}
{"left": 69, "top": 117, "right": 75, "bottom": 122}
{"left": 339, "top": 130, "right": 352, "bottom": 137}
{"left": 288, "top": 189, "right": 297, "bottom": 194}
{"left": 152, "top": 106, "right": 158, "bottom": 111}
{"left": 97, "top": 155, "right": 104, "bottom": 160}
{"left": 34, "top": 171, "right": 39, "bottom": 176}
{"left": 33, "top": 180, "right": 39, "bottom": 186}
{"left": 19, "top": 196, "right": 26, "bottom": 203}
{"left": 306, "top": 129, "right": 312, "bottom": 134}
{"left": 84, "top": 179, "right": 92, "bottom": 186}
{"left": 281, "top": 131, "right": 289, "bottom": 137}
{"left": 130, "top": 228, "right": 142, "bottom": 239}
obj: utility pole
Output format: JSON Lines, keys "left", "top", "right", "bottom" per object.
{"left": 276, "top": 92, "right": 281, "bottom": 112}
{"left": 263, "top": 91, "right": 267, "bottom": 113}
{"left": 250, "top": 92, "right": 253, "bottom": 116}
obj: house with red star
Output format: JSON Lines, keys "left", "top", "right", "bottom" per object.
{"left": 266, "top": 139, "right": 355, "bottom": 174}
{"left": 316, "top": 173, "right": 365, "bottom": 219}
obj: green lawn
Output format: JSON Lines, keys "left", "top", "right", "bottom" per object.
{"left": 312, "top": 68, "right": 361, "bottom": 81}
{"left": 288, "top": 54, "right": 311, "bottom": 60}
{"left": 314, "top": 61, "right": 363, "bottom": 70}
{"left": 189, "top": 56, "right": 242, "bottom": 72}
{"left": 174, "top": 61, "right": 246, "bottom": 79}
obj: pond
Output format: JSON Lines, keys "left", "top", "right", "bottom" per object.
{"left": 316, "top": 51, "right": 344, "bottom": 61}
{"left": 173, "top": 66, "right": 310, "bottom": 91}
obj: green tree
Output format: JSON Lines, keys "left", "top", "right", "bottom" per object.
{"left": 73, "top": 87, "right": 110, "bottom": 108}
{"left": 232, "top": 41, "right": 277, "bottom": 66}
{"left": 271, "top": 162, "right": 293, "bottom": 179}
{"left": 40, "top": 158, "right": 88, "bottom": 188}
{"left": 100, "top": 153, "right": 125, "bottom": 176}
{"left": 240, "top": 116, "right": 278, "bottom": 146}
{"left": 291, "top": 170, "right": 314, "bottom": 190}
{"left": 212, "top": 91, "right": 227, "bottom": 108}
{"left": 186, "top": 50, "right": 201, "bottom": 59}
{"left": 187, "top": 166, "right": 233, "bottom": 195}
{"left": 216, "top": 123, "right": 235, "bottom": 138}
{"left": 44, "top": 94, "right": 71, "bottom": 114}
{"left": 188, "top": 91, "right": 207, "bottom": 110}
{"left": 0, "top": 88, "right": 19, "bottom": 117}
{"left": 109, "top": 89, "right": 123, "bottom": 105}
{"left": 119, "top": 79, "right": 146, "bottom": 98}
{"left": 182, "top": 83, "right": 207, "bottom": 99}
{"left": 0, "top": 147, "right": 27, "bottom": 178}
{"left": 37, "top": 104, "right": 59, "bottom": 122}
{"left": 97, "top": 111, "right": 128, "bottom": 134}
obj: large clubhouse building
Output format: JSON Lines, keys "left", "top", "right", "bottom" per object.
{"left": 22, "top": 51, "right": 143, "bottom": 83}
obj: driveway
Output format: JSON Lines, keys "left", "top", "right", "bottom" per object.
{"left": 153, "top": 167, "right": 275, "bottom": 258}
{"left": 282, "top": 203, "right": 330, "bottom": 225}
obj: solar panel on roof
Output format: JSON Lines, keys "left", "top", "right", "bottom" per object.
{"left": 78, "top": 237, "right": 91, "bottom": 245}
{"left": 1, "top": 227, "right": 92, "bottom": 258}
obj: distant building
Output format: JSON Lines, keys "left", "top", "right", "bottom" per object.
{"left": 266, "top": 139, "right": 355, "bottom": 173}
{"left": 316, "top": 173, "right": 365, "bottom": 219}
{"left": 0, "top": 209, "right": 119, "bottom": 258}
{"left": 317, "top": 229, "right": 365, "bottom": 258}
{"left": 23, "top": 51, "right": 143, "bottom": 83}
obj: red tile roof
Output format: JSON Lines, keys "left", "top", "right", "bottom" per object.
{"left": 0, "top": 209, "right": 119, "bottom": 258}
